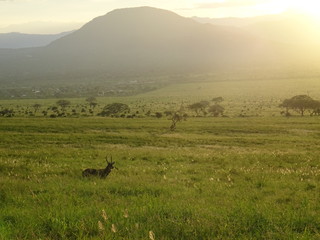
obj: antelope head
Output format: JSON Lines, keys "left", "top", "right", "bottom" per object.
{"left": 106, "top": 155, "right": 118, "bottom": 170}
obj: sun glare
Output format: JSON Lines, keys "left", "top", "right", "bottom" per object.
{"left": 290, "top": 0, "right": 320, "bottom": 20}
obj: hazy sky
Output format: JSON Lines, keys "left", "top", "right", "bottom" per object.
{"left": 0, "top": 0, "right": 319, "bottom": 33}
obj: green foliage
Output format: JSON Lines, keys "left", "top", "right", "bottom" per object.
{"left": 155, "top": 112, "right": 163, "bottom": 118}
{"left": 169, "top": 105, "right": 188, "bottom": 131}
{"left": 279, "top": 95, "right": 320, "bottom": 116}
{"left": 1, "top": 78, "right": 320, "bottom": 119}
{"left": 0, "top": 108, "right": 14, "bottom": 117}
{"left": 86, "top": 97, "right": 98, "bottom": 109}
{"left": 208, "top": 104, "right": 225, "bottom": 117}
{"left": 56, "top": 99, "right": 71, "bottom": 110}
{"left": 32, "top": 103, "right": 42, "bottom": 113}
{"left": 211, "top": 96, "right": 224, "bottom": 103}
{"left": 98, "top": 103, "right": 130, "bottom": 117}
{"left": 188, "top": 100, "right": 225, "bottom": 117}
{"left": 188, "top": 101, "right": 209, "bottom": 116}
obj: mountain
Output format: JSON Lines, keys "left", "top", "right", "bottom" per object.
{"left": 43, "top": 7, "right": 276, "bottom": 73}
{"left": 0, "top": 32, "right": 73, "bottom": 49}
{"left": 0, "top": 7, "right": 318, "bottom": 86}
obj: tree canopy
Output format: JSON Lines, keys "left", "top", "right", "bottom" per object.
{"left": 169, "top": 110, "right": 188, "bottom": 131}
{"left": 86, "top": 97, "right": 98, "bottom": 108}
{"left": 56, "top": 100, "right": 71, "bottom": 110}
{"left": 279, "top": 95, "right": 320, "bottom": 116}
{"left": 98, "top": 103, "right": 130, "bottom": 117}
{"left": 32, "top": 103, "right": 42, "bottom": 113}
{"left": 211, "top": 97, "right": 224, "bottom": 103}
{"left": 208, "top": 104, "right": 225, "bottom": 117}
{"left": 188, "top": 101, "right": 210, "bottom": 116}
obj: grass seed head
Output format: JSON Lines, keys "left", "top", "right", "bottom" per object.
{"left": 101, "top": 209, "right": 108, "bottom": 222}
{"left": 123, "top": 209, "right": 129, "bottom": 218}
{"left": 111, "top": 224, "right": 117, "bottom": 233}
{"left": 149, "top": 230, "right": 155, "bottom": 240}
{"left": 98, "top": 221, "right": 105, "bottom": 231}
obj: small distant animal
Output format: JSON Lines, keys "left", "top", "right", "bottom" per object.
{"left": 82, "top": 156, "right": 117, "bottom": 178}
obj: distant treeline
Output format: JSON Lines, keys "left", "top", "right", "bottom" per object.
{"left": 0, "top": 83, "right": 161, "bottom": 99}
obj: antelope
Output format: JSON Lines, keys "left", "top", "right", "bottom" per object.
{"left": 82, "top": 156, "right": 117, "bottom": 178}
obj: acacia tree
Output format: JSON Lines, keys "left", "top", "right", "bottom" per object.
{"left": 208, "top": 104, "right": 225, "bottom": 117}
{"left": 279, "top": 95, "right": 320, "bottom": 116}
{"left": 56, "top": 100, "right": 71, "bottom": 111}
{"left": 98, "top": 103, "right": 130, "bottom": 117}
{"left": 211, "top": 97, "right": 224, "bottom": 104}
{"left": 0, "top": 108, "right": 14, "bottom": 117}
{"left": 86, "top": 97, "right": 98, "bottom": 109}
{"left": 32, "top": 103, "right": 42, "bottom": 114}
{"left": 169, "top": 105, "right": 188, "bottom": 131}
{"left": 188, "top": 101, "right": 209, "bottom": 116}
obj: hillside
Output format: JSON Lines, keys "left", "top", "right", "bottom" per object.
{"left": 0, "top": 32, "right": 72, "bottom": 49}
{"left": 0, "top": 7, "right": 281, "bottom": 83}
{"left": 0, "top": 7, "right": 319, "bottom": 88}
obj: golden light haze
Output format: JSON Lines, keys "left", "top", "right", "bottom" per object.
{"left": 286, "top": 0, "right": 320, "bottom": 19}
{"left": 0, "top": 0, "right": 320, "bottom": 33}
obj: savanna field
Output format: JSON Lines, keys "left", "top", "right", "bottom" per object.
{"left": 1, "top": 78, "right": 320, "bottom": 239}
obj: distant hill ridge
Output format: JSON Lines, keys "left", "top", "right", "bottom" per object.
{"left": 0, "top": 6, "right": 319, "bottom": 84}
{"left": 0, "top": 31, "right": 73, "bottom": 49}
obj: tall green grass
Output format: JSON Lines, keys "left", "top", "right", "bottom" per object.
{"left": 0, "top": 117, "right": 319, "bottom": 239}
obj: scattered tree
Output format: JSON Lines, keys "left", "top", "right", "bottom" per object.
{"left": 188, "top": 101, "right": 209, "bottom": 116}
{"left": 86, "top": 97, "right": 98, "bottom": 109}
{"left": 32, "top": 103, "right": 42, "bottom": 114}
{"left": 56, "top": 99, "right": 71, "bottom": 111}
{"left": 145, "top": 110, "right": 151, "bottom": 117}
{"left": 208, "top": 104, "right": 225, "bottom": 117}
{"left": 169, "top": 105, "right": 188, "bottom": 131}
{"left": 311, "top": 108, "right": 320, "bottom": 116}
{"left": 155, "top": 112, "right": 163, "bottom": 118}
{"left": 98, "top": 103, "right": 130, "bottom": 117}
{"left": 279, "top": 95, "right": 320, "bottom": 116}
{"left": 164, "top": 110, "right": 173, "bottom": 116}
{"left": 212, "top": 97, "right": 224, "bottom": 104}
{"left": 0, "top": 108, "right": 14, "bottom": 117}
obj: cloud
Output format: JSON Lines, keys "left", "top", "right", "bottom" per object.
{"left": 195, "top": 0, "right": 259, "bottom": 9}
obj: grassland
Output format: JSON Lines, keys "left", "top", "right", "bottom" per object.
{"left": 0, "top": 78, "right": 320, "bottom": 239}
{"left": 1, "top": 77, "right": 320, "bottom": 118}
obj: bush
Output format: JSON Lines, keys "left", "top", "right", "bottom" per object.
{"left": 98, "top": 103, "right": 130, "bottom": 117}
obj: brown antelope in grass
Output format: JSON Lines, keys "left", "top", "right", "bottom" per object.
{"left": 82, "top": 156, "right": 117, "bottom": 178}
